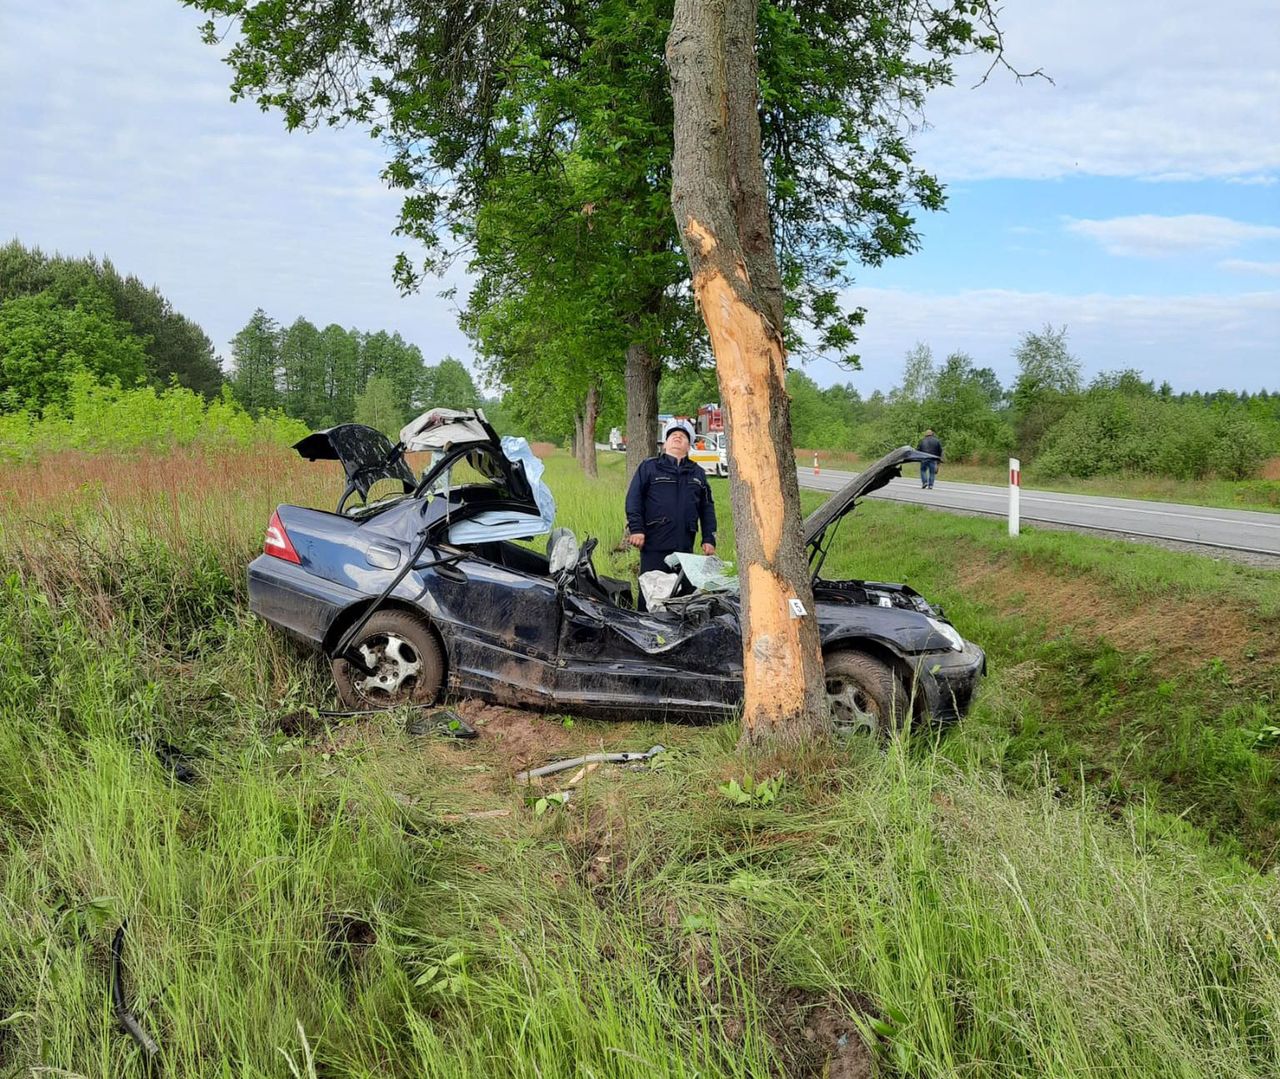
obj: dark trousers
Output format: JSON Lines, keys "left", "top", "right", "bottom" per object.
{"left": 640, "top": 547, "right": 678, "bottom": 574}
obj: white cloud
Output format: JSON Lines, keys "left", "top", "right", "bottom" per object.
{"left": 1218, "top": 260, "right": 1280, "bottom": 277}
{"left": 912, "top": 0, "right": 1280, "bottom": 181}
{"left": 1065, "top": 215, "right": 1280, "bottom": 257}
{"left": 805, "top": 287, "right": 1280, "bottom": 393}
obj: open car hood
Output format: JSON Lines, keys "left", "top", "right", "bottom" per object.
{"left": 802, "top": 446, "right": 937, "bottom": 553}
{"left": 293, "top": 424, "right": 416, "bottom": 502}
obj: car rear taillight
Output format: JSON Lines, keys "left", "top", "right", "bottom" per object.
{"left": 264, "top": 509, "right": 301, "bottom": 564}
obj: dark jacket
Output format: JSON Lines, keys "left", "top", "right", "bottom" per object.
{"left": 917, "top": 434, "right": 943, "bottom": 460}
{"left": 625, "top": 453, "right": 717, "bottom": 552}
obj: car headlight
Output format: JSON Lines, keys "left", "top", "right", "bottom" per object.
{"left": 926, "top": 617, "right": 965, "bottom": 652}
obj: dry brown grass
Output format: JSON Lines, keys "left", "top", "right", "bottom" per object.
{"left": 0, "top": 447, "right": 341, "bottom": 577}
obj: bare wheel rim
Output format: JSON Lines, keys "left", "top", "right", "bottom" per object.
{"left": 352, "top": 633, "right": 422, "bottom": 701}
{"left": 826, "top": 675, "right": 883, "bottom": 737}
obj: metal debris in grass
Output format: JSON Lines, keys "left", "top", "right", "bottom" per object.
{"left": 406, "top": 708, "right": 478, "bottom": 739}
{"left": 153, "top": 740, "right": 199, "bottom": 785}
{"left": 515, "top": 744, "right": 666, "bottom": 782}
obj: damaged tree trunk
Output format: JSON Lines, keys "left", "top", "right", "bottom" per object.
{"left": 625, "top": 341, "right": 660, "bottom": 480}
{"left": 667, "top": 0, "right": 828, "bottom": 744}
{"left": 580, "top": 380, "right": 601, "bottom": 478}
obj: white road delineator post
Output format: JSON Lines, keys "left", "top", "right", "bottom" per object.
{"left": 1009, "top": 457, "right": 1021, "bottom": 537}
{"left": 813, "top": 451, "right": 819, "bottom": 476}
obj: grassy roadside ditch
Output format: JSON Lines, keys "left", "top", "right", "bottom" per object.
{"left": 1, "top": 447, "right": 1278, "bottom": 1076}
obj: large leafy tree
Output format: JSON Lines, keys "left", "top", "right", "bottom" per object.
{"left": 0, "top": 286, "right": 148, "bottom": 413}
{"left": 187, "top": 0, "right": 1021, "bottom": 741}
{"left": 184, "top": 0, "right": 969, "bottom": 471}
{"left": 1012, "top": 324, "right": 1082, "bottom": 457}
{"left": 469, "top": 287, "right": 623, "bottom": 474}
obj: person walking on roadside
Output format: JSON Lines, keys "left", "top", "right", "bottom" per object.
{"left": 625, "top": 419, "right": 717, "bottom": 574}
{"left": 917, "top": 429, "right": 943, "bottom": 489}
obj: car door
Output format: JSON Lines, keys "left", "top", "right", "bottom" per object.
{"left": 423, "top": 553, "right": 561, "bottom": 708}
{"left": 554, "top": 592, "right": 744, "bottom": 719}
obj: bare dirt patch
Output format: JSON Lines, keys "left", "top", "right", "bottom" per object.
{"left": 953, "top": 551, "right": 1278, "bottom": 678}
{"left": 450, "top": 699, "right": 578, "bottom": 775}
{"left": 751, "top": 983, "right": 876, "bottom": 1078}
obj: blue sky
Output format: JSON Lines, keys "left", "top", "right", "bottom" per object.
{"left": 1, "top": 0, "right": 1277, "bottom": 396}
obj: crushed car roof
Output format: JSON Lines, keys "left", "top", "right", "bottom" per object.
{"left": 293, "top": 408, "right": 556, "bottom": 541}
{"left": 399, "top": 408, "right": 497, "bottom": 453}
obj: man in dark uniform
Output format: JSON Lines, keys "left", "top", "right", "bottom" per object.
{"left": 625, "top": 419, "right": 717, "bottom": 574}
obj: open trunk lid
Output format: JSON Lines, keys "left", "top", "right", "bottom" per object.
{"left": 293, "top": 424, "right": 416, "bottom": 505}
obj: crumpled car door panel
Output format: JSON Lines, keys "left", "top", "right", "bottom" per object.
{"left": 555, "top": 593, "right": 743, "bottom": 717}
{"left": 428, "top": 557, "right": 561, "bottom": 708}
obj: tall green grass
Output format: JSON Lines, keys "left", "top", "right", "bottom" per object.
{"left": 1, "top": 446, "right": 1279, "bottom": 1076}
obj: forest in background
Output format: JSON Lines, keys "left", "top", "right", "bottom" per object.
{"left": 1, "top": 240, "right": 1276, "bottom": 481}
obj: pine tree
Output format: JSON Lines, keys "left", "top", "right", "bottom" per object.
{"left": 230, "top": 309, "right": 281, "bottom": 415}
{"left": 319, "top": 324, "right": 359, "bottom": 424}
{"left": 280, "top": 317, "right": 325, "bottom": 425}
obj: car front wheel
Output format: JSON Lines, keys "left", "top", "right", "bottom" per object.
{"left": 823, "top": 650, "right": 911, "bottom": 738}
{"left": 332, "top": 610, "right": 445, "bottom": 710}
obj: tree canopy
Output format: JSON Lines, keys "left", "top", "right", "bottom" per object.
{"left": 0, "top": 240, "right": 224, "bottom": 409}
{"left": 188, "top": 0, "right": 959, "bottom": 360}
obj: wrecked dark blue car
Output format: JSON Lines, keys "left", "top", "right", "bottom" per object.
{"left": 248, "top": 408, "right": 983, "bottom": 735}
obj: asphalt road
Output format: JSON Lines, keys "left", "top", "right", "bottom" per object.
{"left": 796, "top": 467, "right": 1280, "bottom": 558}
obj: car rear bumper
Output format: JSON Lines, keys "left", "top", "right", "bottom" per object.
{"left": 911, "top": 641, "right": 986, "bottom": 722}
{"left": 247, "top": 554, "right": 362, "bottom": 649}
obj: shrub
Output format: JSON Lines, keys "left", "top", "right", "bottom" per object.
{"left": 1037, "top": 391, "right": 1270, "bottom": 481}
{"left": 0, "top": 375, "right": 309, "bottom": 462}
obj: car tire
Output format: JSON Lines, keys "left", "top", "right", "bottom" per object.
{"left": 823, "top": 650, "right": 911, "bottom": 738}
{"left": 332, "top": 610, "right": 445, "bottom": 710}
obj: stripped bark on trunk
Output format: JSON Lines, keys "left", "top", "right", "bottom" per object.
{"left": 667, "top": 0, "right": 828, "bottom": 744}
